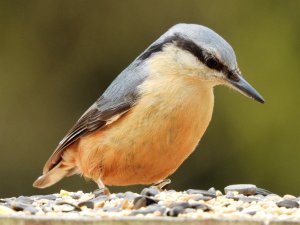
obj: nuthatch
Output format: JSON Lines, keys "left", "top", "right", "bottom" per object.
{"left": 33, "top": 23, "right": 264, "bottom": 189}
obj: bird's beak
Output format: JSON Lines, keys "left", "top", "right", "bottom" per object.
{"left": 227, "top": 73, "right": 265, "bottom": 104}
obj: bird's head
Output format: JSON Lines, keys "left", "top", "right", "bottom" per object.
{"left": 138, "top": 23, "right": 264, "bottom": 103}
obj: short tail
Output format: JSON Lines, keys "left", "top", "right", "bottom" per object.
{"left": 33, "top": 162, "right": 69, "bottom": 188}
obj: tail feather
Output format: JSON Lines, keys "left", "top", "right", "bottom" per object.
{"left": 33, "top": 162, "right": 69, "bottom": 188}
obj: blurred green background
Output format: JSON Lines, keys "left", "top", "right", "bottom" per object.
{"left": 0, "top": 0, "right": 299, "bottom": 197}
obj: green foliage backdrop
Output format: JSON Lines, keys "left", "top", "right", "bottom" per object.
{"left": 0, "top": 0, "right": 299, "bottom": 197}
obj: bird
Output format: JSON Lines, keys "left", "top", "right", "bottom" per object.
{"left": 33, "top": 23, "right": 264, "bottom": 190}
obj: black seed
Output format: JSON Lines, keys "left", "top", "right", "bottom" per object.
{"left": 133, "top": 196, "right": 158, "bottom": 209}
{"left": 224, "top": 184, "right": 257, "bottom": 196}
{"left": 277, "top": 200, "right": 299, "bottom": 208}
{"left": 78, "top": 201, "right": 94, "bottom": 209}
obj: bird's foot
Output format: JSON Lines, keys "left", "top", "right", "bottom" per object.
{"left": 93, "top": 187, "right": 110, "bottom": 196}
{"left": 152, "top": 178, "right": 171, "bottom": 190}
{"left": 95, "top": 178, "right": 110, "bottom": 196}
{"left": 141, "top": 179, "right": 171, "bottom": 196}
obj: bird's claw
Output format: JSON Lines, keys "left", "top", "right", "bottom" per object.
{"left": 94, "top": 187, "right": 110, "bottom": 196}
{"left": 152, "top": 178, "right": 171, "bottom": 190}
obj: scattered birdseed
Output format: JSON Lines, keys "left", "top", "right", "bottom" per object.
{"left": 277, "top": 199, "right": 299, "bottom": 209}
{"left": 133, "top": 196, "right": 158, "bottom": 209}
{"left": 140, "top": 187, "right": 160, "bottom": 197}
{"left": 224, "top": 184, "right": 257, "bottom": 195}
{"left": 0, "top": 184, "right": 300, "bottom": 222}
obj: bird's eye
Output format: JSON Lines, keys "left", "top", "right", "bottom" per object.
{"left": 206, "top": 58, "right": 220, "bottom": 70}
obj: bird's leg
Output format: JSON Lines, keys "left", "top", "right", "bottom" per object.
{"left": 152, "top": 178, "right": 171, "bottom": 190}
{"left": 95, "top": 178, "right": 110, "bottom": 196}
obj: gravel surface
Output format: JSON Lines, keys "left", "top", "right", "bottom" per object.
{"left": 0, "top": 184, "right": 300, "bottom": 222}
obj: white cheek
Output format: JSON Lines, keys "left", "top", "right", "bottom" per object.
{"left": 175, "top": 50, "right": 200, "bottom": 69}
{"left": 212, "top": 70, "right": 224, "bottom": 79}
{"left": 175, "top": 49, "right": 224, "bottom": 81}
{"left": 148, "top": 45, "right": 224, "bottom": 85}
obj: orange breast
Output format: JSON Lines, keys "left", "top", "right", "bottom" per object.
{"left": 76, "top": 76, "right": 214, "bottom": 186}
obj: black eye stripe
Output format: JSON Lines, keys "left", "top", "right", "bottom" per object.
{"left": 227, "top": 70, "right": 240, "bottom": 82}
{"left": 206, "top": 57, "right": 224, "bottom": 71}
{"left": 138, "top": 33, "right": 231, "bottom": 74}
{"left": 174, "top": 38, "right": 205, "bottom": 63}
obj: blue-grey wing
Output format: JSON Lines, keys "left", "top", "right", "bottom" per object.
{"left": 43, "top": 61, "right": 147, "bottom": 173}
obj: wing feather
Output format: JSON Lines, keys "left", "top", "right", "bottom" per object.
{"left": 42, "top": 60, "right": 147, "bottom": 174}
{"left": 43, "top": 101, "right": 133, "bottom": 174}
